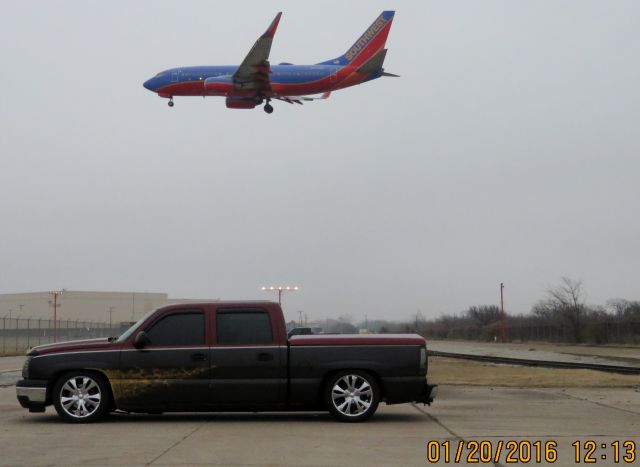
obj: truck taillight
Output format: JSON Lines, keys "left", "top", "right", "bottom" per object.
{"left": 419, "top": 347, "right": 426, "bottom": 369}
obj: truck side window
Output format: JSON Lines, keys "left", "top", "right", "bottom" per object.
{"left": 146, "top": 311, "right": 205, "bottom": 346}
{"left": 216, "top": 309, "right": 273, "bottom": 345}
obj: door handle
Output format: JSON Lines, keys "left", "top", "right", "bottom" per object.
{"left": 191, "top": 352, "right": 207, "bottom": 361}
{"left": 257, "top": 352, "right": 274, "bottom": 362}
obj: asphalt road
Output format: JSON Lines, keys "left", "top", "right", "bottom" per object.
{"left": 429, "top": 340, "right": 640, "bottom": 367}
{"left": 1, "top": 384, "right": 638, "bottom": 466}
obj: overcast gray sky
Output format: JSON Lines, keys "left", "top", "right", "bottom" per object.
{"left": 1, "top": 1, "right": 639, "bottom": 323}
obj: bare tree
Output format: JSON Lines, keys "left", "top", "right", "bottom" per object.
{"left": 467, "top": 305, "right": 501, "bottom": 326}
{"left": 533, "top": 277, "right": 586, "bottom": 343}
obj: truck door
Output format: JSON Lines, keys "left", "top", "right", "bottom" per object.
{"left": 116, "top": 308, "right": 211, "bottom": 410}
{"left": 210, "top": 307, "right": 286, "bottom": 407}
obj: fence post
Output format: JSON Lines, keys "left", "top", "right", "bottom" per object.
{"left": 2, "top": 317, "right": 5, "bottom": 355}
{"left": 15, "top": 318, "right": 19, "bottom": 353}
{"left": 27, "top": 318, "right": 30, "bottom": 350}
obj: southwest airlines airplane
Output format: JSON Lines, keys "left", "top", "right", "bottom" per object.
{"left": 142, "top": 11, "right": 397, "bottom": 113}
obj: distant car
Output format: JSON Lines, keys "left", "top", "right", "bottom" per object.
{"left": 287, "top": 327, "right": 314, "bottom": 338}
{"left": 17, "top": 301, "right": 437, "bottom": 423}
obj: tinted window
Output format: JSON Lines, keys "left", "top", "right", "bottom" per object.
{"left": 146, "top": 311, "right": 205, "bottom": 346}
{"left": 217, "top": 309, "right": 273, "bottom": 345}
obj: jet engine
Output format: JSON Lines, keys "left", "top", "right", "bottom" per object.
{"left": 225, "top": 97, "right": 258, "bottom": 109}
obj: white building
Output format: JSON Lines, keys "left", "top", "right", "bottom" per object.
{"left": 0, "top": 291, "right": 218, "bottom": 324}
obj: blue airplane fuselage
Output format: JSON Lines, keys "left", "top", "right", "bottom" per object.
{"left": 143, "top": 64, "right": 382, "bottom": 98}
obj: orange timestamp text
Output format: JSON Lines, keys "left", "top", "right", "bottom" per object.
{"left": 426, "top": 439, "right": 637, "bottom": 464}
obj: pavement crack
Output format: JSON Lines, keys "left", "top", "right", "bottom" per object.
{"left": 411, "top": 403, "right": 458, "bottom": 438}
{"left": 411, "top": 404, "right": 506, "bottom": 467}
{"left": 145, "top": 423, "right": 204, "bottom": 466}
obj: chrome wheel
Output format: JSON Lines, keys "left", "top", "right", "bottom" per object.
{"left": 331, "top": 374, "right": 374, "bottom": 417}
{"left": 59, "top": 376, "right": 102, "bottom": 419}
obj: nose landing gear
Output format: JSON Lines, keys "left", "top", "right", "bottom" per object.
{"left": 263, "top": 98, "right": 274, "bottom": 114}
{"left": 168, "top": 97, "right": 174, "bottom": 107}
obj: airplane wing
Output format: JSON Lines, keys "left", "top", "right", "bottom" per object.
{"left": 274, "top": 92, "right": 331, "bottom": 105}
{"left": 233, "top": 12, "right": 282, "bottom": 91}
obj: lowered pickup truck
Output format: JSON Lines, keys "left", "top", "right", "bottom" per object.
{"left": 17, "top": 301, "right": 437, "bottom": 422}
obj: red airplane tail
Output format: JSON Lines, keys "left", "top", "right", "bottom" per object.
{"left": 318, "top": 11, "right": 395, "bottom": 68}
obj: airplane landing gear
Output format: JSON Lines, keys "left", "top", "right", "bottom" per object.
{"left": 264, "top": 101, "right": 273, "bottom": 114}
{"left": 168, "top": 97, "right": 174, "bottom": 107}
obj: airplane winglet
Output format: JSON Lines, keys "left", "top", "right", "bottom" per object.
{"left": 263, "top": 12, "right": 282, "bottom": 39}
{"left": 321, "top": 91, "right": 331, "bottom": 99}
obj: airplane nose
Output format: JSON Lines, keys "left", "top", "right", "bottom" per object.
{"left": 143, "top": 78, "right": 154, "bottom": 91}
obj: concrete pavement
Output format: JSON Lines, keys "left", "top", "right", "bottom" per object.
{"left": 1, "top": 384, "right": 638, "bottom": 466}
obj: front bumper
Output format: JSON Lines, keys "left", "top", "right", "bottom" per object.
{"left": 16, "top": 379, "right": 48, "bottom": 413}
{"left": 416, "top": 383, "right": 438, "bottom": 405}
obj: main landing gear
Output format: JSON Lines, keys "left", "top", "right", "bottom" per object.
{"left": 263, "top": 98, "right": 273, "bottom": 114}
{"left": 168, "top": 97, "right": 174, "bottom": 107}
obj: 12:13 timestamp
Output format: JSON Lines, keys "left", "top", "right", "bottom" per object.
{"left": 573, "top": 440, "right": 636, "bottom": 463}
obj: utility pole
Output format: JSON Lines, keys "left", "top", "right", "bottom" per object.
{"left": 500, "top": 283, "right": 508, "bottom": 343}
{"left": 108, "top": 306, "right": 115, "bottom": 329}
{"left": 131, "top": 292, "right": 136, "bottom": 321}
{"left": 49, "top": 290, "right": 64, "bottom": 342}
{"left": 297, "top": 310, "right": 304, "bottom": 327}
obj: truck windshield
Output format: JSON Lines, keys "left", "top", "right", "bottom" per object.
{"left": 116, "top": 309, "right": 156, "bottom": 343}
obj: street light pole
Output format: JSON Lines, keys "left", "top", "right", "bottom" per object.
{"left": 261, "top": 286, "right": 299, "bottom": 306}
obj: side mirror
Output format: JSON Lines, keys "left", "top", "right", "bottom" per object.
{"left": 134, "top": 331, "right": 151, "bottom": 349}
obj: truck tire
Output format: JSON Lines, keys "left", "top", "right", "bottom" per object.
{"left": 325, "top": 370, "right": 380, "bottom": 422}
{"left": 52, "top": 371, "right": 110, "bottom": 423}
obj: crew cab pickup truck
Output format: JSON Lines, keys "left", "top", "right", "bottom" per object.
{"left": 17, "top": 301, "right": 437, "bottom": 423}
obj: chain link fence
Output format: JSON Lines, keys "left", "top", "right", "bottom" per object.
{"left": 0, "top": 317, "right": 121, "bottom": 356}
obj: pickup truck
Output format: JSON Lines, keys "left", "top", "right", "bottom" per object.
{"left": 17, "top": 301, "right": 437, "bottom": 423}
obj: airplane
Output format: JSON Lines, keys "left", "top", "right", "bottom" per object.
{"left": 142, "top": 11, "right": 397, "bottom": 114}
